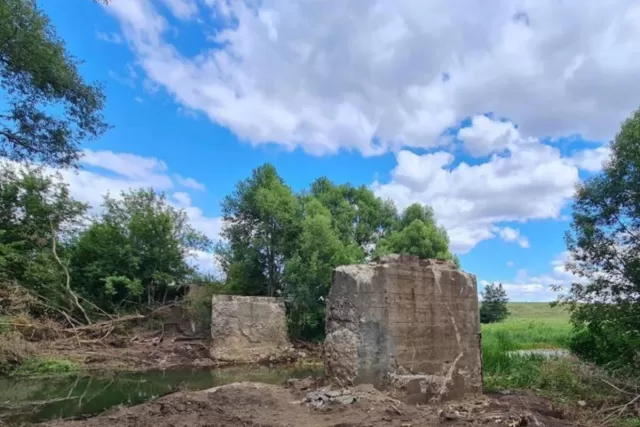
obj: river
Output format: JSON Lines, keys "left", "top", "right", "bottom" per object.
{"left": 0, "top": 365, "right": 323, "bottom": 425}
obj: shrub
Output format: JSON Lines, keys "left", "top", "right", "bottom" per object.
{"left": 0, "top": 331, "right": 34, "bottom": 374}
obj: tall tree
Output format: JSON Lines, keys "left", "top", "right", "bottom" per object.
{"left": 374, "top": 203, "right": 458, "bottom": 264}
{"left": 561, "top": 107, "right": 640, "bottom": 368}
{"left": 0, "top": 0, "right": 108, "bottom": 167}
{"left": 71, "top": 189, "right": 211, "bottom": 311}
{"left": 0, "top": 165, "right": 88, "bottom": 317}
{"left": 309, "top": 177, "right": 397, "bottom": 255}
{"left": 283, "top": 198, "right": 363, "bottom": 339}
{"left": 217, "top": 164, "right": 301, "bottom": 296}
{"left": 479, "top": 283, "right": 509, "bottom": 324}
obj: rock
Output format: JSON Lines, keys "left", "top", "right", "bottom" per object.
{"left": 209, "top": 296, "right": 290, "bottom": 363}
{"left": 333, "top": 395, "right": 358, "bottom": 405}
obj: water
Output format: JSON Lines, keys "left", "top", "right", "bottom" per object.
{"left": 0, "top": 365, "right": 323, "bottom": 425}
{"left": 506, "top": 348, "right": 571, "bottom": 358}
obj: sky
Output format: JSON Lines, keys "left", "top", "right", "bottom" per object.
{"left": 35, "top": 0, "right": 639, "bottom": 302}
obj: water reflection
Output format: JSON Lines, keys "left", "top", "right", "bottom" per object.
{"left": 0, "top": 365, "right": 323, "bottom": 425}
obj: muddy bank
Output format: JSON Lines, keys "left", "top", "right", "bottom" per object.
{"left": 42, "top": 380, "right": 573, "bottom": 427}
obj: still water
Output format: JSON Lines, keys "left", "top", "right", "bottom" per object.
{"left": 0, "top": 365, "right": 323, "bottom": 425}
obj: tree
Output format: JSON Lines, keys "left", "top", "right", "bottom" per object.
{"left": 560, "top": 107, "right": 640, "bottom": 369}
{"left": 216, "top": 164, "right": 301, "bottom": 296}
{"left": 0, "top": 165, "right": 88, "bottom": 318}
{"left": 283, "top": 198, "right": 363, "bottom": 339}
{"left": 309, "top": 178, "right": 397, "bottom": 255}
{"left": 479, "top": 283, "right": 509, "bottom": 324}
{"left": 374, "top": 203, "right": 458, "bottom": 265}
{"left": 0, "top": 0, "right": 108, "bottom": 167}
{"left": 71, "top": 189, "right": 211, "bottom": 312}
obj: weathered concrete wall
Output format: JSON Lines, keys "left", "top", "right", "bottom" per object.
{"left": 210, "top": 295, "right": 290, "bottom": 363}
{"left": 324, "top": 254, "right": 482, "bottom": 403}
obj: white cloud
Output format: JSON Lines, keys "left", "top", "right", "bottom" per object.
{"left": 457, "top": 115, "right": 520, "bottom": 157}
{"left": 506, "top": 261, "right": 514, "bottom": 267}
{"left": 96, "top": 31, "right": 122, "bottom": 44}
{"left": 495, "top": 226, "right": 530, "bottom": 248}
{"left": 569, "top": 145, "right": 612, "bottom": 172}
{"left": 171, "top": 192, "right": 223, "bottom": 242}
{"left": 372, "top": 126, "right": 587, "bottom": 252}
{"left": 174, "top": 174, "right": 206, "bottom": 191}
{"left": 481, "top": 252, "right": 583, "bottom": 301}
{"left": 160, "top": 0, "right": 199, "bottom": 20}
{"left": 101, "top": 0, "right": 640, "bottom": 156}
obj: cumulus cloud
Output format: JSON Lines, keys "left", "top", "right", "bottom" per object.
{"left": 372, "top": 128, "right": 586, "bottom": 252}
{"left": 457, "top": 115, "right": 520, "bottom": 157}
{"left": 481, "top": 252, "right": 583, "bottom": 301}
{"left": 101, "top": 0, "right": 640, "bottom": 156}
{"left": 495, "top": 227, "right": 530, "bottom": 248}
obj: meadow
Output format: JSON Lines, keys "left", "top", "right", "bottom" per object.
{"left": 481, "top": 302, "right": 583, "bottom": 397}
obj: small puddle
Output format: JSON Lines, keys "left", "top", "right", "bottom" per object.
{"left": 506, "top": 349, "right": 571, "bottom": 358}
{"left": 0, "top": 365, "right": 323, "bottom": 425}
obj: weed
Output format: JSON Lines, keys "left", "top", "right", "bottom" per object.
{"left": 14, "top": 357, "right": 78, "bottom": 376}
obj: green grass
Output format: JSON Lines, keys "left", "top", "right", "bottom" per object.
{"left": 481, "top": 302, "right": 575, "bottom": 395}
{"left": 13, "top": 357, "right": 78, "bottom": 376}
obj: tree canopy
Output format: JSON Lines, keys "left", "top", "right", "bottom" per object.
{"left": 217, "top": 165, "right": 458, "bottom": 339}
{"left": 0, "top": 0, "right": 108, "bottom": 167}
{"left": 562, "top": 107, "right": 640, "bottom": 369}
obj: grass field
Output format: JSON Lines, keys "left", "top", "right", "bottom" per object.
{"left": 481, "top": 302, "right": 576, "bottom": 393}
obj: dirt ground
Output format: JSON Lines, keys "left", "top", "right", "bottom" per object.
{"left": 43, "top": 379, "right": 575, "bottom": 427}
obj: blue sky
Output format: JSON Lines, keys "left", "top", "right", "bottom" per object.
{"left": 39, "top": 0, "right": 636, "bottom": 301}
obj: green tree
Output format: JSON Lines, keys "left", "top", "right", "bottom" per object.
{"left": 216, "top": 164, "right": 301, "bottom": 296}
{"left": 560, "top": 107, "right": 640, "bottom": 369}
{"left": 309, "top": 178, "right": 397, "bottom": 255}
{"left": 283, "top": 198, "right": 363, "bottom": 339}
{"left": 374, "top": 203, "right": 457, "bottom": 264}
{"left": 71, "top": 189, "right": 211, "bottom": 312}
{"left": 0, "top": 165, "right": 88, "bottom": 318}
{"left": 479, "top": 283, "right": 510, "bottom": 323}
{"left": 0, "top": 0, "right": 108, "bottom": 167}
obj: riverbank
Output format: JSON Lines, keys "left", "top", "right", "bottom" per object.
{"left": 40, "top": 380, "right": 574, "bottom": 427}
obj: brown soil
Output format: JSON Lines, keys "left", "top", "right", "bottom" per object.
{"left": 43, "top": 380, "right": 575, "bottom": 427}
{"left": 29, "top": 327, "right": 322, "bottom": 372}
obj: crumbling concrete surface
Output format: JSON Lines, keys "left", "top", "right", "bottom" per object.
{"left": 210, "top": 295, "right": 290, "bottom": 363}
{"left": 324, "top": 254, "right": 482, "bottom": 403}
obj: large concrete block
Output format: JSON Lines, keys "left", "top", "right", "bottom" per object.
{"left": 324, "top": 255, "right": 482, "bottom": 402}
{"left": 210, "top": 295, "right": 290, "bottom": 363}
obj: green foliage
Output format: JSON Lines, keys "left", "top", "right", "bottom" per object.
{"left": 0, "top": 0, "right": 108, "bottom": 167}
{"left": 217, "top": 165, "right": 457, "bottom": 340}
{"left": 374, "top": 203, "right": 456, "bottom": 262}
{"left": 217, "top": 164, "right": 301, "bottom": 297}
{"left": 71, "top": 189, "right": 211, "bottom": 312}
{"left": 562, "top": 107, "right": 640, "bottom": 371}
{"left": 0, "top": 165, "right": 87, "bottom": 315}
{"left": 13, "top": 357, "right": 77, "bottom": 376}
{"left": 480, "top": 283, "right": 510, "bottom": 324}
{"left": 283, "top": 198, "right": 364, "bottom": 339}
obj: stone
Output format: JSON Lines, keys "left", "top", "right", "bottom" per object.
{"left": 210, "top": 295, "right": 290, "bottom": 363}
{"left": 324, "top": 255, "right": 482, "bottom": 403}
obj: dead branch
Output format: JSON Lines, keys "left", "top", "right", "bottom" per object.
{"left": 50, "top": 222, "right": 91, "bottom": 325}
{"left": 62, "top": 311, "right": 81, "bottom": 347}
{"left": 66, "top": 314, "right": 145, "bottom": 332}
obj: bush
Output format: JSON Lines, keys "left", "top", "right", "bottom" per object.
{"left": 14, "top": 357, "right": 77, "bottom": 375}
{"left": 480, "top": 283, "right": 510, "bottom": 323}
